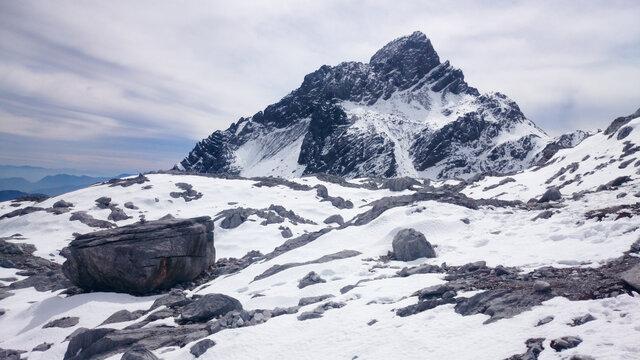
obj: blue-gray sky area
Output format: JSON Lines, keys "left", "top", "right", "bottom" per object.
{"left": 1, "top": 1, "right": 639, "bottom": 175}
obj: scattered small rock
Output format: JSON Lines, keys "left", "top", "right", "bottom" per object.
{"left": 298, "top": 271, "right": 326, "bottom": 289}
{"left": 323, "top": 214, "right": 345, "bottom": 226}
{"left": 95, "top": 197, "right": 112, "bottom": 208}
{"left": 536, "top": 316, "right": 554, "bottom": 326}
{"left": 32, "top": 342, "right": 53, "bottom": 352}
{"left": 190, "top": 339, "right": 215, "bottom": 358}
{"left": 533, "top": 280, "right": 551, "bottom": 293}
{"left": 570, "top": 313, "right": 595, "bottom": 327}
{"left": 120, "top": 347, "right": 159, "bottom": 360}
{"left": 298, "top": 294, "right": 334, "bottom": 307}
{"left": 124, "top": 202, "right": 139, "bottom": 210}
{"left": 538, "top": 187, "right": 561, "bottom": 203}
{"left": 53, "top": 200, "right": 74, "bottom": 208}
{"left": 550, "top": 336, "right": 582, "bottom": 352}
{"left": 108, "top": 207, "right": 131, "bottom": 221}
{"left": 505, "top": 338, "right": 544, "bottom": 360}
{"left": 280, "top": 227, "right": 293, "bottom": 238}
{"left": 532, "top": 210, "right": 553, "bottom": 221}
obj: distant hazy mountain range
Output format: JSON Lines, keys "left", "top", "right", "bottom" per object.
{"left": 0, "top": 169, "right": 132, "bottom": 200}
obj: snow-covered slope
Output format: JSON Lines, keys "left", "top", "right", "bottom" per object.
{"left": 1, "top": 107, "right": 639, "bottom": 359}
{"left": 463, "top": 110, "right": 640, "bottom": 202}
{"left": 178, "top": 32, "right": 550, "bottom": 180}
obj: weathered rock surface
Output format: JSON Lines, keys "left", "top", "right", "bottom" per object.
{"left": 43, "top": 316, "right": 79, "bottom": 328}
{"left": 190, "top": 339, "right": 215, "bottom": 358}
{"left": 392, "top": 228, "right": 436, "bottom": 261}
{"left": 69, "top": 211, "right": 116, "bottom": 229}
{"left": 298, "top": 271, "right": 326, "bottom": 289}
{"left": 550, "top": 336, "right": 582, "bottom": 352}
{"left": 108, "top": 207, "right": 131, "bottom": 222}
{"left": 323, "top": 214, "right": 345, "bottom": 226}
{"left": 107, "top": 174, "right": 150, "bottom": 188}
{"left": 53, "top": 200, "right": 74, "bottom": 208}
{"left": 101, "top": 310, "right": 146, "bottom": 326}
{"left": 620, "top": 263, "right": 640, "bottom": 292}
{"left": 62, "top": 216, "right": 214, "bottom": 295}
{"left": 538, "top": 187, "right": 562, "bottom": 203}
{"left": 382, "top": 177, "right": 420, "bottom": 191}
{"left": 64, "top": 325, "right": 209, "bottom": 360}
{"left": 179, "top": 293, "right": 243, "bottom": 323}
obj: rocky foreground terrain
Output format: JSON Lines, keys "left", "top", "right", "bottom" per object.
{"left": 0, "top": 109, "right": 639, "bottom": 359}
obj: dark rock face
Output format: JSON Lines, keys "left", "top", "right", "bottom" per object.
{"left": 190, "top": 339, "right": 215, "bottom": 358}
{"left": 392, "top": 228, "right": 436, "bottom": 261}
{"left": 179, "top": 294, "right": 243, "bottom": 323}
{"left": 176, "top": 31, "right": 547, "bottom": 180}
{"left": 604, "top": 107, "right": 640, "bottom": 136}
{"left": 62, "top": 217, "right": 215, "bottom": 295}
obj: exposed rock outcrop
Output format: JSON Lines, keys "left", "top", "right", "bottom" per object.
{"left": 62, "top": 217, "right": 214, "bottom": 295}
{"left": 392, "top": 228, "right": 436, "bottom": 261}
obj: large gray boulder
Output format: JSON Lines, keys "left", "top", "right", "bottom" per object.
{"left": 180, "top": 293, "right": 242, "bottom": 323}
{"left": 538, "top": 187, "right": 562, "bottom": 203}
{"left": 62, "top": 216, "right": 214, "bottom": 295}
{"left": 392, "top": 228, "right": 436, "bottom": 261}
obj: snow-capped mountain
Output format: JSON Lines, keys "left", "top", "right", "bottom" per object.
{"left": 0, "top": 109, "right": 639, "bottom": 359}
{"left": 177, "top": 31, "right": 550, "bottom": 179}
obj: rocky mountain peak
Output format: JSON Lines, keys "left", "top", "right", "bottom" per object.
{"left": 370, "top": 31, "right": 440, "bottom": 76}
{"left": 177, "top": 32, "right": 552, "bottom": 179}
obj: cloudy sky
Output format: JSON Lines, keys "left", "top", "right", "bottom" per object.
{"left": 1, "top": 1, "right": 639, "bottom": 175}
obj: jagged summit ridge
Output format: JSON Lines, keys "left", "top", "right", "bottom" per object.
{"left": 178, "top": 31, "right": 549, "bottom": 179}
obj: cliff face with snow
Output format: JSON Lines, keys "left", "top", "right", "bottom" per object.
{"left": 178, "top": 31, "right": 550, "bottom": 179}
